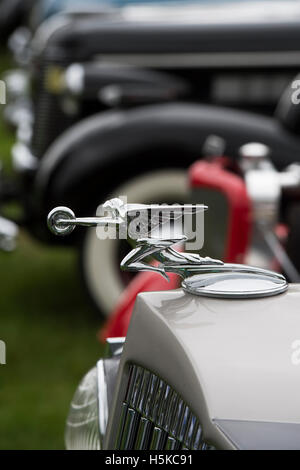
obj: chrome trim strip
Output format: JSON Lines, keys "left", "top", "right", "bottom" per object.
{"left": 94, "top": 51, "right": 300, "bottom": 69}
{"left": 97, "top": 359, "right": 109, "bottom": 440}
{"left": 106, "top": 337, "right": 126, "bottom": 357}
{"left": 115, "top": 402, "right": 128, "bottom": 450}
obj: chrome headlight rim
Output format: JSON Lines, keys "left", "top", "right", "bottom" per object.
{"left": 65, "top": 365, "right": 102, "bottom": 450}
{"left": 65, "top": 338, "right": 124, "bottom": 450}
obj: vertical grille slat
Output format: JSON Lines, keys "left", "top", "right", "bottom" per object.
{"left": 134, "top": 417, "right": 153, "bottom": 450}
{"left": 151, "top": 379, "right": 166, "bottom": 423}
{"left": 119, "top": 408, "right": 140, "bottom": 450}
{"left": 150, "top": 427, "right": 167, "bottom": 450}
{"left": 171, "top": 398, "right": 185, "bottom": 440}
{"left": 115, "top": 403, "right": 128, "bottom": 450}
{"left": 130, "top": 366, "right": 144, "bottom": 409}
{"left": 115, "top": 365, "right": 215, "bottom": 450}
{"left": 144, "top": 373, "right": 158, "bottom": 417}
{"left": 185, "top": 414, "right": 197, "bottom": 449}
{"left": 191, "top": 421, "right": 203, "bottom": 450}
{"left": 165, "top": 436, "right": 180, "bottom": 450}
{"left": 125, "top": 365, "right": 137, "bottom": 402}
{"left": 137, "top": 370, "right": 151, "bottom": 414}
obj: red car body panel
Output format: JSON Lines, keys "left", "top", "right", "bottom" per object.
{"left": 189, "top": 158, "right": 252, "bottom": 263}
{"left": 100, "top": 271, "right": 179, "bottom": 341}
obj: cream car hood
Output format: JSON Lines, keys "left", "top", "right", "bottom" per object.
{"left": 106, "top": 284, "right": 300, "bottom": 449}
{"left": 139, "top": 286, "right": 300, "bottom": 424}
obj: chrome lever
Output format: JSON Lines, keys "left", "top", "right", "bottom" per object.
{"left": 47, "top": 198, "right": 207, "bottom": 237}
{"left": 47, "top": 206, "right": 123, "bottom": 236}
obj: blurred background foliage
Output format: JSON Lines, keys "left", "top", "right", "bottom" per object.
{"left": 0, "top": 51, "right": 103, "bottom": 449}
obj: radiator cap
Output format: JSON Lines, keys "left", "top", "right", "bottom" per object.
{"left": 182, "top": 271, "right": 288, "bottom": 299}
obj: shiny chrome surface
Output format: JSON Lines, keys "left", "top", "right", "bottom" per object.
{"left": 65, "top": 338, "right": 122, "bottom": 450}
{"left": 47, "top": 206, "right": 77, "bottom": 236}
{"left": 48, "top": 199, "right": 288, "bottom": 299}
{"left": 120, "top": 408, "right": 139, "bottom": 450}
{"left": 106, "top": 337, "right": 126, "bottom": 357}
{"left": 65, "top": 366, "right": 101, "bottom": 450}
{"left": 97, "top": 359, "right": 109, "bottom": 441}
{"left": 135, "top": 417, "right": 153, "bottom": 450}
{"left": 47, "top": 198, "right": 206, "bottom": 236}
{"left": 182, "top": 271, "right": 288, "bottom": 299}
{"left": 115, "top": 365, "right": 215, "bottom": 451}
{"left": 120, "top": 236, "right": 222, "bottom": 281}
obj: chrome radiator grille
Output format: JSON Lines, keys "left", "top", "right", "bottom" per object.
{"left": 115, "top": 365, "right": 215, "bottom": 450}
{"left": 32, "top": 59, "right": 76, "bottom": 159}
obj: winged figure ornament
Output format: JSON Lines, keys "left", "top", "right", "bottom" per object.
{"left": 47, "top": 198, "right": 288, "bottom": 299}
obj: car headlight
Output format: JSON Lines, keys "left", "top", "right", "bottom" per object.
{"left": 65, "top": 365, "right": 102, "bottom": 450}
{"left": 65, "top": 339, "right": 124, "bottom": 450}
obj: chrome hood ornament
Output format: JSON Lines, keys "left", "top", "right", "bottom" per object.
{"left": 48, "top": 198, "right": 288, "bottom": 299}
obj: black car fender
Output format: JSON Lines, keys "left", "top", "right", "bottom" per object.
{"left": 33, "top": 102, "right": 300, "bottom": 241}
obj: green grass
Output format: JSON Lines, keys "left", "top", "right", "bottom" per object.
{"left": 0, "top": 52, "right": 104, "bottom": 449}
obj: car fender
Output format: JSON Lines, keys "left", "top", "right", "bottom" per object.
{"left": 34, "top": 102, "right": 300, "bottom": 239}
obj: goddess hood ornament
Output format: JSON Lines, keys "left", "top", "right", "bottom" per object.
{"left": 48, "top": 198, "right": 287, "bottom": 299}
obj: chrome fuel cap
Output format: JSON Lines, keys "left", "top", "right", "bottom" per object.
{"left": 182, "top": 271, "right": 288, "bottom": 299}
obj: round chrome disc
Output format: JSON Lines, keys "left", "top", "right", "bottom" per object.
{"left": 182, "top": 271, "right": 288, "bottom": 299}
{"left": 47, "top": 206, "right": 76, "bottom": 236}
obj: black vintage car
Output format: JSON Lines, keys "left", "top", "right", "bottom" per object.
{"left": 3, "top": 1, "right": 300, "bottom": 316}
